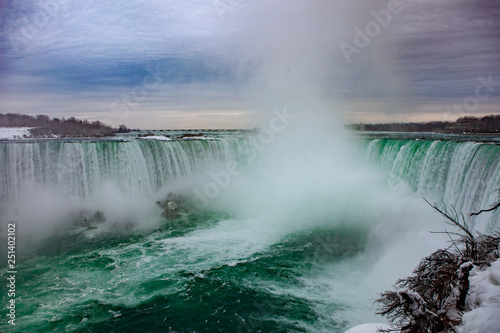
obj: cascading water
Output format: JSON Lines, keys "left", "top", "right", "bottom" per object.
{"left": 0, "top": 133, "right": 498, "bottom": 333}
{"left": 2, "top": 136, "right": 497, "bottom": 226}
{"left": 364, "top": 138, "right": 500, "bottom": 232}
{"left": 0, "top": 137, "right": 246, "bottom": 203}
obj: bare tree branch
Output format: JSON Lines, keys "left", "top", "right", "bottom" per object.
{"left": 470, "top": 201, "right": 500, "bottom": 216}
{"left": 424, "top": 198, "right": 475, "bottom": 242}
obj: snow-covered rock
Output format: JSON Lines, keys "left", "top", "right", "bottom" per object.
{"left": 399, "top": 289, "right": 426, "bottom": 317}
{"left": 458, "top": 259, "right": 500, "bottom": 333}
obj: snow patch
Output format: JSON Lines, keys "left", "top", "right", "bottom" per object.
{"left": 138, "top": 135, "right": 217, "bottom": 141}
{"left": 345, "top": 323, "right": 392, "bottom": 333}
{"left": 0, "top": 127, "right": 32, "bottom": 140}
{"left": 181, "top": 135, "right": 216, "bottom": 140}
{"left": 138, "top": 135, "right": 172, "bottom": 141}
{"left": 490, "top": 259, "right": 500, "bottom": 285}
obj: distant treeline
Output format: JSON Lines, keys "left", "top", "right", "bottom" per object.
{"left": 349, "top": 114, "right": 500, "bottom": 133}
{"left": 0, "top": 113, "right": 130, "bottom": 138}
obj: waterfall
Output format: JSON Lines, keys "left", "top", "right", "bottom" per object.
{"left": 1, "top": 135, "right": 498, "bottom": 231}
{"left": 0, "top": 138, "right": 246, "bottom": 205}
{"left": 364, "top": 138, "right": 500, "bottom": 232}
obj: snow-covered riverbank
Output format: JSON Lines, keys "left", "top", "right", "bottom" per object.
{"left": 0, "top": 127, "right": 33, "bottom": 140}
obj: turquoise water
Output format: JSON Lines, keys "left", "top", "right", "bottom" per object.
{"left": 4, "top": 218, "right": 370, "bottom": 332}
{"left": 1, "top": 133, "right": 499, "bottom": 332}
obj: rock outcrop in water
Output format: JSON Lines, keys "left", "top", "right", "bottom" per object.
{"left": 72, "top": 210, "right": 106, "bottom": 229}
{"left": 158, "top": 193, "right": 185, "bottom": 219}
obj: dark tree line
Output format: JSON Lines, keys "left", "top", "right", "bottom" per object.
{"left": 349, "top": 114, "right": 500, "bottom": 134}
{"left": 0, "top": 113, "right": 130, "bottom": 138}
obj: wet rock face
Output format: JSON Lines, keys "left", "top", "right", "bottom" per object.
{"left": 162, "top": 208, "right": 179, "bottom": 219}
{"left": 72, "top": 210, "right": 106, "bottom": 228}
{"left": 159, "top": 193, "right": 183, "bottom": 219}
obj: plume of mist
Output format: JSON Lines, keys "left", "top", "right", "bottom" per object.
{"left": 1, "top": 182, "right": 164, "bottom": 253}
{"left": 202, "top": 0, "right": 411, "bottom": 222}
{"left": 207, "top": 0, "right": 408, "bottom": 126}
{"left": 200, "top": 2, "right": 450, "bottom": 320}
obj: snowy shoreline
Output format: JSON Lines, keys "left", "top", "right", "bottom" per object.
{"left": 0, "top": 127, "right": 33, "bottom": 140}
{"left": 345, "top": 257, "right": 500, "bottom": 333}
{"left": 458, "top": 258, "right": 500, "bottom": 332}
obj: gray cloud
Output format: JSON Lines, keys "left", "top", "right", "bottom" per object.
{"left": 0, "top": 0, "right": 499, "bottom": 128}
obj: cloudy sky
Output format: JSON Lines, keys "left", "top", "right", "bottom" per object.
{"left": 0, "top": 0, "right": 499, "bottom": 129}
